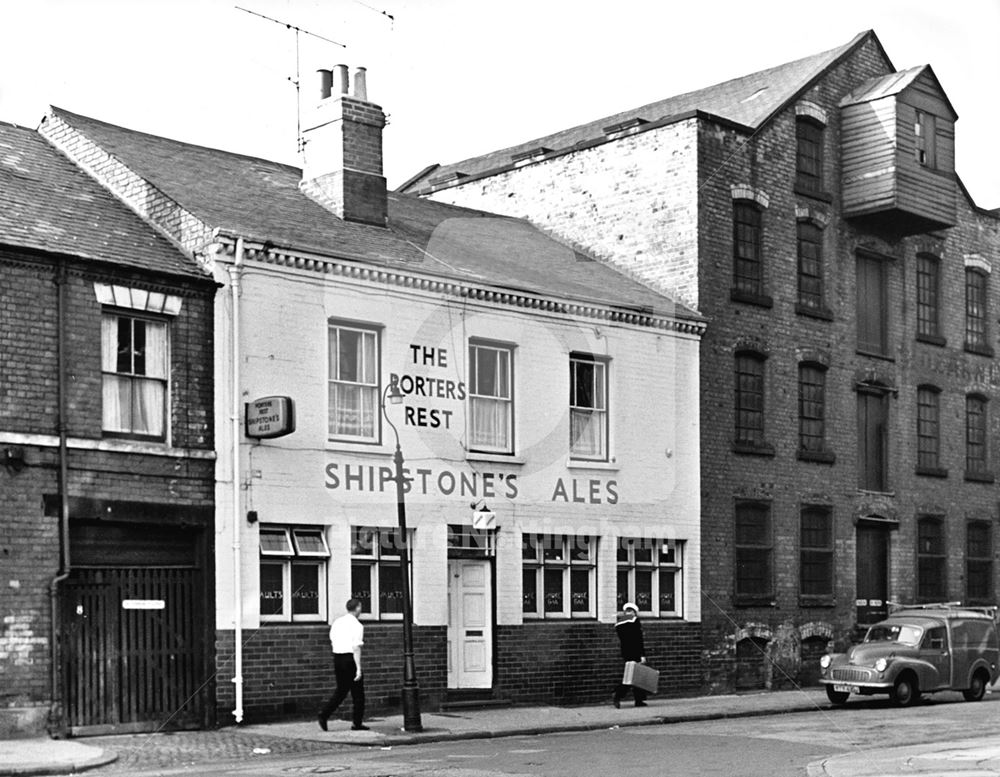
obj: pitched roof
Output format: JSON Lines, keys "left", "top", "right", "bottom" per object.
{"left": 0, "top": 121, "right": 206, "bottom": 279}
{"left": 840, "top": 64, "right": 958, "bottom": 120}
{"left": 399, "top": 30, "right": 886, "bottom": 193}
{"left": 49, "top": 108, "right": 698, "bottom": 322}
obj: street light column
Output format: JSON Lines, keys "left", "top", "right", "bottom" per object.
{"left": 384, "top": 375, "right": 423, "bottom": 732}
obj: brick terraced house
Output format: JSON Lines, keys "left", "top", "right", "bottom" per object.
{"left": 0, "top": 123, "right": 217, "bottom": 736}
{"left": 40, "top": 67, "right": 705, "bottom": 722}
{"left": 400, "top": 30, "right": 1000, "bottom": 692}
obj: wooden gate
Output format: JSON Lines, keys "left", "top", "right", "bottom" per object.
{"left": 61, "top": 567, "right": 206, "bottom": 735}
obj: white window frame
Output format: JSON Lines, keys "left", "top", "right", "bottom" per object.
{"left": 259, "top": 527, "right": 330, "bottom": 623}
{"left": 570, "top": 354, "right": 609, "bottom": 460}
{"left": 522, "top": 534, "right": 596, "bottom": 619}
{"left": 616, "top": 538, "right": 683, "bottom": 618}
{"left": 328, "top": 322, "right": 380, "bottom": 442}
{"left": 350, "top": 526, "right": 413, "bottom": 621}
{"left": 468, "top": 341, "right": 514, "bottom": 454}
{"left": 101, "top": 310, "right": 169, "bottom": 441}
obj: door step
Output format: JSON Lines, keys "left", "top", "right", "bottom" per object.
{"left": 441, "top": 690, "right": 512, "bottom": 711}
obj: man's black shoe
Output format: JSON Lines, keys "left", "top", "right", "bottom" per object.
{"left": 318, "top": 715, "right": 328, "bottom": 731}
{"left": 351, "top": 724, "right": 370, "bottom": 731}
{"left": 634, "top": 701, "right": 648, "bottom": 707}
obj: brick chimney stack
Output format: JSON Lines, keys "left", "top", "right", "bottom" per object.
{"left": 300, "top": 65, "right": 387, "bottom": 227}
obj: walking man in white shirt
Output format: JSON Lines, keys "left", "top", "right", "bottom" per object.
{"left": 318, "top": 598, "right": 368, "bottom": 731}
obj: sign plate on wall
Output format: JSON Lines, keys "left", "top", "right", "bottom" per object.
{"left": 245, "top": 396, "right": 296, "bottom": 439}
{"left": 122, "top": 599, "right": 165, "bottom": 610}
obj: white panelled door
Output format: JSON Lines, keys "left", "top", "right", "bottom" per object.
{"left": 447, "top": 559, "right": 493, "bottom": 688}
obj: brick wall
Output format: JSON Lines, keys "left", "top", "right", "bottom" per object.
{"left": 495, "top": 621, "right": 701, "bottom": 704}
{"left": 214, "top": 624, "right": 448, "bottom": 722}
{"left": 0, "top": 247, "right": 216, "bottom": 734}
{"left": 421, "top": 35, "right": 1000, "bottom": 693}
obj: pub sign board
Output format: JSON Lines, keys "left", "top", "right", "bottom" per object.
{"left": 245, "top": 396, "right": 296, "bottom": 439}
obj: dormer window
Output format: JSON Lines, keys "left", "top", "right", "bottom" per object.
{"left": 914, "top": 110, "right": 937, "bottom": 168}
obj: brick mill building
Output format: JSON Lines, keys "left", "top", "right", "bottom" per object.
{"left": 400, "top": 30, "right": 1000, "bottom": 691}
{"left": 39, "top": 67, "right": 705, "bottom": 722}
{"left": 0, "top": 123, "right": 217, "bottom": 736}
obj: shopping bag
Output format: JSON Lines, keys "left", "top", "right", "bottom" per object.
{"left": 622, "top": 660, "right": 659, "bottom": 694}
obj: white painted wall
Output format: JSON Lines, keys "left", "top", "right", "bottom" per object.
{"left": 214, "top": 255, "right": 701, "bottom": 630}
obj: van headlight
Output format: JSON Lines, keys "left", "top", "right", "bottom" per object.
{"left": 874, "top": 658, "right": 888, "bottom": 672}
{"left": 820, "top": 655, "right": 832, "bottom": 669}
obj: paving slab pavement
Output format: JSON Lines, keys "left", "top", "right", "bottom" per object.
{"left": 3, "top": 686, "right": 998, "bottom": 776}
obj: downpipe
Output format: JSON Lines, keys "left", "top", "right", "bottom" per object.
{"left": 229, "top": 237, "right": 245, "bottom": 724}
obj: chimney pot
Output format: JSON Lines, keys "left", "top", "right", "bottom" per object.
{"left": 332, "top": 64, "right": 349, "bottom": 96}
{"left": 317, "top": 69, "right": 332, "bottom": 100}
{"left": 352, "top": 67, "right": 368, "bottom": 101}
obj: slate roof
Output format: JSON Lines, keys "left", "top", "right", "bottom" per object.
{"left": 0, "top": 121, "right": 205, "bottom": 279}
{"left": 399, "top": 30, "right": 885, "bottom": 193}
{"left": 49, "top": 108, "right": 698, "bottom": 322}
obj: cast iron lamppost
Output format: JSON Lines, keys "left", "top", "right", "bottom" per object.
{"left": 382, "top": 373, "right": 423, "bottom": 732}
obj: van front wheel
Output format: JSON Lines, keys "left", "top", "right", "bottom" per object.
{"left": 891, "top": 674, "right": 920, "bottom": 707}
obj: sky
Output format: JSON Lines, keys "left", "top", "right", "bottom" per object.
{"left": 1, "top": 0, "right": 998, "bottom": 207}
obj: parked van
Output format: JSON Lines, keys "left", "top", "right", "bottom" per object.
{"left": 819, "top": 604, "right": 999, "bottom": 707}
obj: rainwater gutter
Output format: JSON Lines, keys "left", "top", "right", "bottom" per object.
{"left": 48, "top": 258, "right": 70, "bottom": 737}
{"left": 229, "top": 237, "right": 245, "bottom": 723}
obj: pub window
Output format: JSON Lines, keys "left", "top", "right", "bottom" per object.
{"left": 965, "top": 269, "right": 990, "bottom": 355}
{"left": 469, "top": 341, "right": 514, "bottom": 454}
{"left": 735, "top": 352, "right": 766, "bottom": 448}
{"left": 259, "top": 526, "right": 330, "bottom": 623}
{"left": 795, "top": 117, "right": 824, "bottom": 193}
{"left": 856, "top": 253, "right": 889, "bottom": 356}
{"left": 735, "top": 501, "right": 773, "bottom": 602}
{"left": 916, "top": 386, "right": 942, "bottom": 473}
{"left": 328, "top": 322, "right": 379, "bottom": 441}
{"left": 101, "top": 312, "right": 169, "bottom": 440}
{"left": 966, "top": 521, "right": 994, "bottom": 605}
{"left": 799, "top": 506, "right": 833, "bottom": 600}
{"left": 916, "top": 516, "right": 946, "bottom": 602}
{"left": 570, "top": 353, "right": 608, "bottom": 461}
{"left": 965, "top": 394, "right": 990, "bottom": 477}
{"left": 351, "top": 526, "right": 412, "bottom": 620}
{"left": 732, "top": 201, "right": 763, "bottom": 297}
{"left": 798, "top": 363, "right": 827, "bottom": 455}
{"left": 522, "top": 534, "right": 595, "bottom": 619}
{"left": 616, "top": 538, "right": 683, "bottom": 617}
{"left": 916, "top": 254, "right": 941, "bottom": 341}
{"left": 796, "top": 221, "right": 824, "bottom": 312}
{"left": 914, "top": 110, "right": 937, "bottom": 168}
{"left": 857, "top": 385, "right": 890, "bottom": 492}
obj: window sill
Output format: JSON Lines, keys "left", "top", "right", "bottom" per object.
{"left": 857, "top": 488, "right": 896, "bottom": 497}
{"left": 522, "top": 616, "right": 598, "bottom": 622}
{"left": 466, "top": 451, "right": 526, "bottom": 465}
{"left": 855, "top": 349, "right": 895, "bottom": 362}
{"left": 730, "top": 289, "right": 774, "bottom": 308}
{"left": 566, "top": 459, "right": 619, "bottom": 471}
{"left": 916, "top": 333, "right": 947, "bottom": 347}
{"left": 734, "top": 596, "right": 776, "bottom": 608}
{"left": 798, "top": 597, "right": 836, "bottom": 608}
{"left": 794, "top": 185, "right": 833, "bottom": 203}
{"left": 798, "top": 449, "right": 836, "bottom": 464}
{"left": 733, "top": 441, "right": 776, "bottom": 457}
{"left": 916, "top": 466, "right": 949, "bottom": 478}
{"left": 964, "top": 342, "right": 995, "bottom": 358}
{"left": 795, "top": 303, "right": 834, "bottom": 321}
{"left": 964, "top": 470, "right": 996, "bottom": 484}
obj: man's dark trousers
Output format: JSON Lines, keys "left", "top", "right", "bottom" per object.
{"left": 320, "top": 653, "right": 364, "bottom": 727}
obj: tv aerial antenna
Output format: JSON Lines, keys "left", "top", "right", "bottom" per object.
{"left": 235, "top": 6, "right": 348, "bottom": 153}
